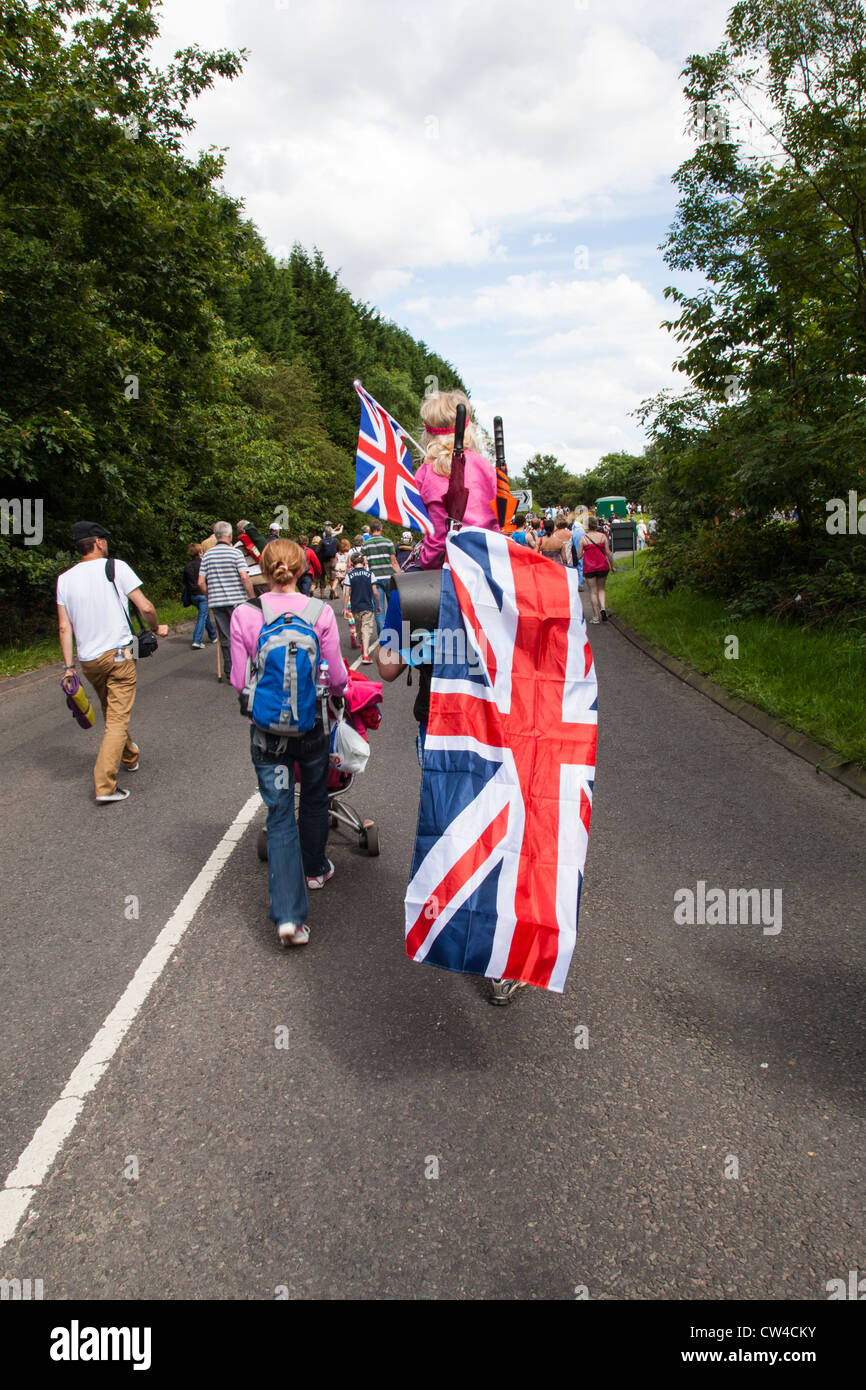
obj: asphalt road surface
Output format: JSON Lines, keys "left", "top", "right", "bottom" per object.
{"left": 0, "top": 599, "right": 864, "bottom": 1300}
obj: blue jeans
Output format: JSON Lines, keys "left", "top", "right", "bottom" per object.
{"left": 571, "top": 544, "right": 584, "bottom": 586}
{"left": 250, "top": 724, "right": 330, "bottom": 927}
{"left": 190, "top": 595, "right": 216, "bottom": 644}
{"left": 373, "top": 578, "right": 391, "bottom": 634}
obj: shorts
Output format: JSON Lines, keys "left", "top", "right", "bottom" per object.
{"left": 354, "top": 610, "right": 376, "bottom": 649}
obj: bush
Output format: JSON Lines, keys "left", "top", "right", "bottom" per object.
{"left": 640, "top": 520, "right": 866, "bottom": 630}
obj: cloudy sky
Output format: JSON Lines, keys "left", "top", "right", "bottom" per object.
{"left": 152, "top": 0, "right": 734, "bottom": 473}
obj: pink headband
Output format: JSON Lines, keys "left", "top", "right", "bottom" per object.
{"left": 425, "top": 424, "right": 458, "bottom": 435}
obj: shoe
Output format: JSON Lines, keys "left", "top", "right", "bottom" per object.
{"left": 207, "top": 633, "right": 217, "bottom": 643}
{"left": 123, "top": 744, "right": 140, "bottom": 772}
{"left": 277, "top": 922, "right": 310, "bottom": 947}
{"left": 590, "top": 617, "right": 600, "bottom": 624}
{"left": 191, "top": 641, "right": 203, "bottom": 649}
{"left": 601, "top": 609, "right": 608, "bottom": 622}
{"left": 306, "top": 859, "right": 335, "bottom": 890}
{"left": 490, "top": 978, "right": 527, "bottom": 1006}
{"left": 96, "top": 788, "right": 131, "bottom": 804}
{"left": 361, "top": 657, "right": 372, "bottom": 664}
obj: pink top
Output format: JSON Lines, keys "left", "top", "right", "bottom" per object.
{"left": 415, "top": 449, "right": 500, "bottom": 568}
{"left": 229, "top": 593, "right": 348, "bottom": 695}
{"left": 580, "top": 535, "right": 611, "bottom": 574}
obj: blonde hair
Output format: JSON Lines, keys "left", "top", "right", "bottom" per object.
{"left": 420, "top": 389, "right": 483, "bottom": 478}
{"left": 261, "top": 538, "right": 305, "bottom": 586}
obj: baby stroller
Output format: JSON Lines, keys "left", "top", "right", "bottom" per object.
{"left": 256, "top": 668, "right": 384, "bottom": 862}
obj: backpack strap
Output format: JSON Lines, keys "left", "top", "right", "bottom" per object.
{"left": 105, "top": 558, "right": 140, "bottom": 638}
{"left": 251, "top": 595, "right": 324, "bottom": 628}
{"left": 298, "top": 597, "right": 325, "bottom": 626}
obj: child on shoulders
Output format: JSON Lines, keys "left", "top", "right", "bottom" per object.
{"left": 413, "top": 390, "right": 500, "bottom": 569}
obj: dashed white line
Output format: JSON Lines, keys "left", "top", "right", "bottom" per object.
{"left": 0, "top": 791, "right": 262, "bottom": 1251}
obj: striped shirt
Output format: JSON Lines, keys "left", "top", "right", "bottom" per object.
{"left": 199, "top": 542, "right": 249, "bottom": 606}
{"left": 363, "top": 534, "right": 395, "bottom": 580}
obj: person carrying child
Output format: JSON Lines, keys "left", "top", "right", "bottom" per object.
{"left": 412, "top": 390, "right": 499, "bottom": 569}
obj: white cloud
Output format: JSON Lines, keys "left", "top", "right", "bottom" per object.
{"left": 432, "top": 270, "right": 678, "bottom": 473}
{"left": 405, "top": 271, "right": 659, "bottom": 331}
{"left": 150, "top": 0, "right": 733, "bottom": 468}
{"left": 153, "top": 1, "right": 731, "bottom": 287}
{"left": 365, "top": 268, "right": 414, "bottom": 299}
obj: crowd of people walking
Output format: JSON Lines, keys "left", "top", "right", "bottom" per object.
{"left": 56, "top": 471, "right": 643, "bottom": 967}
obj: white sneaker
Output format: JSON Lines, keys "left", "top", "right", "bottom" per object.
{"left": 277, "top": 922, "right": 310, "bottom": 947}
{"left": 96, "top": 788, "right": 131, "bottom": 804}
{"left": 191, "top": 642, "right": 203, "bottom": 649}
{"left": 306, "top": 859, "right": 335, "bottom": 890}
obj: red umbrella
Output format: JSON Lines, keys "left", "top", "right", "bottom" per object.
{"left": 443, "top": 403, "right": 469, "bottom": 528}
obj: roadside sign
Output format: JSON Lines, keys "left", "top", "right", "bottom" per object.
{"left": 610, "top": 519, "right": 637, "bottom": 568}
{"left": 513, "top": 489, "right": 532, "bottom": 512}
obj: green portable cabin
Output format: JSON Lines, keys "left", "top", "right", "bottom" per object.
{"left": 596, "top": 495, "right": 628, "bottom": 520}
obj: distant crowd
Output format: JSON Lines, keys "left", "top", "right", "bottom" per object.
{"left": 186, "top": 517, "right": 414, "bottom": 675}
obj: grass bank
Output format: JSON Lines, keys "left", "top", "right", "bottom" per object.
{"left": 0, "top": 593, "right": 192, "bottom": 679}
{"left": 607, "top": 557, "right": 866, "bottom": 769}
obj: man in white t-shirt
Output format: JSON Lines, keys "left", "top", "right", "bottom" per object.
{"left": 56, "top": 521, "right": 168, "bottom": 804}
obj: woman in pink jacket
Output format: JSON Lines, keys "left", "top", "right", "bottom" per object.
{"left": 230, "top": 540, "right": 348, "bottom": 949}
{"left": 414, "top": 389, "right": 499, "bottom": 568}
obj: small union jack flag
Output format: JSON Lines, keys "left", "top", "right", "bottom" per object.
{"left": 404, "top": 527, "right": 598, "bottom": 993}
{"left": 352, "top": 381, "right": 432, "bottom": 535}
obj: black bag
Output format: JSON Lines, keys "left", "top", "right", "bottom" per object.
{"left": 181, "top": 583, "right": 193, "bottom": 608}
{"left": 319, "top": 535, "right": 337, "bottom": 561}
{"left": 106, "top": 558, "right": 158, "bottom": 658}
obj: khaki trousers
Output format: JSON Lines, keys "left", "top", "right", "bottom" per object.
{"left": 80, "top": 648, "right": 138, "bottom": 798}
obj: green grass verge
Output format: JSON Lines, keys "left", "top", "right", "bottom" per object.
{"left": 607, "top": 556, "right": 866, "bottom": 769}
{"left": 0, "top": 594, "right": 193, "bottom": 679}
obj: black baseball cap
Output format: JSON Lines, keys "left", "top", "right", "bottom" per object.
{"left": 71, "top": 520, "right": 111, "bottom": 541}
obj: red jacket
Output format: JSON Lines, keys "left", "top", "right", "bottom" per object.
{"left": 238, "top": 531, "right": 260, "bottom": 561}
{"left": 305, "top": 547, "right": 322, "bottom": 577}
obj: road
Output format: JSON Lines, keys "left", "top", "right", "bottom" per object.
{"left": 0, "top": 600, "right": 864, "bottom": 1299}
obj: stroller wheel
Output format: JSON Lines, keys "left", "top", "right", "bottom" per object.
{"left": 256, "top": 829, "right": 268, "bottom": 862}
{"left": 361, "top": 820, "right": 380, "bottom": 857}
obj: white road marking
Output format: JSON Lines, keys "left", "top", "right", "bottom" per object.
{"left": 349, "top": 635, "right": 380, "bottom": 671}
{"left": 0, "top": 791, "right": 262, "bottom": 1251}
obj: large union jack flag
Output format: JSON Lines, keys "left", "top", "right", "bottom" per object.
{"left": 352, "top": 381, "right": 432, "bottom": 535}
{"left": 404, "top": 527, "right": 597, "bottom": 992}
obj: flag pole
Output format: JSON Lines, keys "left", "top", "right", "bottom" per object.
{"left": 354, "top": 378, "right": 427, "bottom": 459}
{"left": 404, "top": 430, "right": 428, "bottom": 459}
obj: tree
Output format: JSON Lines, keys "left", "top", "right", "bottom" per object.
{"left": 0, "top": 0, "right": 251, "bottom": 628}
{"left": 0, "top": 2, "right": 472, "bottom": 642}
{"left": 523, "top": 453, "right": 582, "bottom": 508}
{"left": 641, "top": 0, "right": 866, "bottom": 535}
{"left": 577, "top": 451, "right": 656, "bottom": 507}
